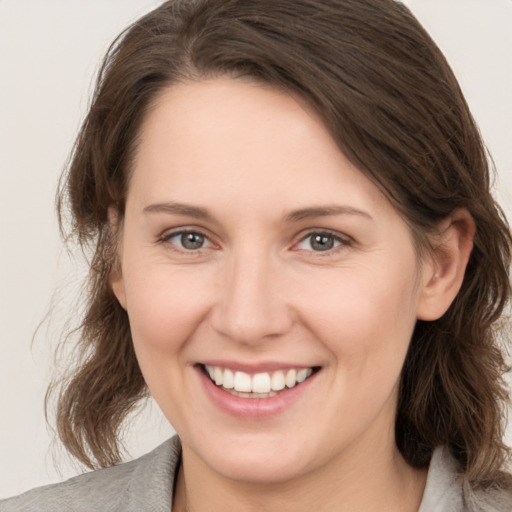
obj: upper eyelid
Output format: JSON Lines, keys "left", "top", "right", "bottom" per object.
{"left": 159, "top": 226, "right": 211, "bottom": 240}
{"left": 296, "top": 229, "right": 352, "bottom": 243}
{"left": 157, "top": 227, "right": 352, "bottom": 249}
{"left": 158, "top": 228, "right": 216, "bottom": 251}
{"left": 292, "top": 229, "right": 354, "bottom": 252}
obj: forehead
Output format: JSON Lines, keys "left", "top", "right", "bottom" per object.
{"left": 129, "top": 78, "right": 393, "bottom": 220}
{"left": 136, "top": 78, "right": 335, "bottom": 173}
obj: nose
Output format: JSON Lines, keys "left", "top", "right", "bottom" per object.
{"left": 210, "top": 249, "right": 294, "bottom": 346}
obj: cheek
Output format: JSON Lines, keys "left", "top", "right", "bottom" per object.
{"left": 299, "top": 265, "right": 420, "bottom": 436}
{"left": 123, "top": 264, "right": 214, "bottom": 356}
{"left": 121, "top": 264, "right": 217, "bottom": 424}
{"left": 297, "top": 259, "right": 420, "bottom": 372}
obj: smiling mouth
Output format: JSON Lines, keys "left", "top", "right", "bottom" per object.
{"left": 201, "top": 364, "right": 319, "bottom": 398}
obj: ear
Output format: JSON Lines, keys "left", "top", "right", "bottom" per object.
{"left": 108, "top": 206, "right": 127, "bottom": 310}
{"left": 416, "top": 209, "right": 475, "bottom": 321}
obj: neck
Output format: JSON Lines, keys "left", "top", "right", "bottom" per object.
{"left": 173, "top": 435, "right": 427, "bottom": 512}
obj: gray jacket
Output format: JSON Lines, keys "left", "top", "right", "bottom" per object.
{"left": 2, "top": 436, "right": 511, "bottom": 511}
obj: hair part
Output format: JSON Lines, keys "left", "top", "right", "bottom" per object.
{"left": 53, "top": 0, "right": 511, "bottom": 486}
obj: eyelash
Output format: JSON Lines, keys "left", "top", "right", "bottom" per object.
{"left": 294, "top": 230, "right": 352, "bottom": 255}
{"left": 158, "top": 228, "right": 353, "bottom": 255}
{"left": 158, "top": 229, "right": 214, "bottom": 253}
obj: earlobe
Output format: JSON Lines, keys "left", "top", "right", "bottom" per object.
{"left": 416, "top": 209, "right": 475, "bottom": 321}
{"left": 111, "top": 266, "right": 127, "bottom": 310}
{"left": 108, "top": 206, "right": 127, "bottom": 310}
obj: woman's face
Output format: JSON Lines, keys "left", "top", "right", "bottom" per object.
{"left": 113, "top": 78, "right": 434, "bottom": 483}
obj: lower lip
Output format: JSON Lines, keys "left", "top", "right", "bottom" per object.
{"left": 196, "top": 366, "right": 318, "bottom": 419}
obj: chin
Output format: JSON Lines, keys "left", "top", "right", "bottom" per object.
{"left": 184, "top": 429, "right": 319, "bottom": 485}
{"left": 211, "top": 451, "right": 311, "bottom": 485}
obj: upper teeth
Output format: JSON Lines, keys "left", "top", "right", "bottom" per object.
{"left": 204, "top": 365, "right": 313, "bottom": 393}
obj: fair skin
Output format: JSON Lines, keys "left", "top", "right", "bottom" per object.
{"left": 112, "top": 78, "right": 474, "bottom": 512}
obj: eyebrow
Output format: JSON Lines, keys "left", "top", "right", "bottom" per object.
{"left": 143, "top": 202, "right": 212, "bottom": 220}
{"left": 284, "top": 206, "right": 373, "bottom": 223}
{"left": 143, "top": 202, "right": 373, "bottom": 222}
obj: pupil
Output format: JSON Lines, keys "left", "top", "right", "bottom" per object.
{"left": 181, "top": 232, "right": 204, "bottom": 250}
{"left": 311, "top": 234, "right": 333, "bottom": 251}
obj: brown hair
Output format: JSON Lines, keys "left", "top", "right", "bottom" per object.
{"left": 53, "top": 0, "right": 511, "bottom": 486}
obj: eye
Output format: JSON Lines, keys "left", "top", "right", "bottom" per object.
{"left": 162, "top": 230, "right": 211, "bottom": 251}
{"left": 296, "top": 231, "right": 348, "bottom": 252}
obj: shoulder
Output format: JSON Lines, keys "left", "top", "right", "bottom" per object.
{"left": 464, "top": 480, "right": 512, "bottom": 512}
{"left": 420, "top": 446, "right": 512, "bottom": 512}
{"left": 0, "top": 436, "right": 181, "bottom": 512}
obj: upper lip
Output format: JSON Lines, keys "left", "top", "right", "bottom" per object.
{"left": 197, "top": 360, "right": 319, "bottom": 374}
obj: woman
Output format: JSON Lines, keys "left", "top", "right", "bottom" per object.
{"left": 2, "top": 0, "right": 511, "bottom": 510}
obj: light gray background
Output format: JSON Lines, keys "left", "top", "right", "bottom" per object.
{"left": 1, "top": 0, "right": 511, "bottom": 498}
